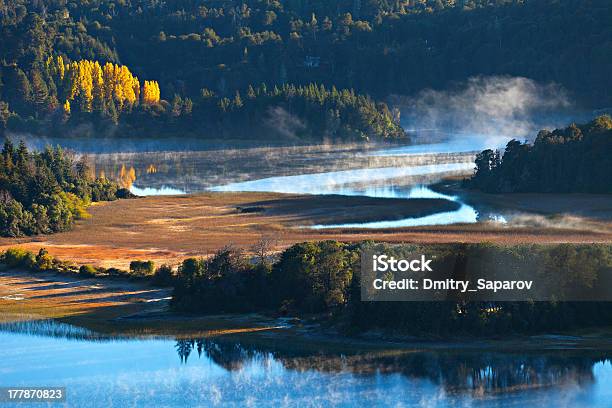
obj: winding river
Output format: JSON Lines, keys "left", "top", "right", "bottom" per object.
{"left": 79, "top": 137, "right": 512, "bottom": 228}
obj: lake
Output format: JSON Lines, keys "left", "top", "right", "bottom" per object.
{"left": 0, "top": 320, "right": 610, "bottom": 407}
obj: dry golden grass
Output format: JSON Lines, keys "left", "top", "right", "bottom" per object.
{"left": 0, "top": 191, "right": 610, "bottom": 269}
{"left": 0, "top": 269, "right": 168, "bottom": 318}
{"left": 0, "top": 269, "right": 286, "bottom": 336}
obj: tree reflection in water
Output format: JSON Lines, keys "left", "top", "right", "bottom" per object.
{"left": 175, "top": 338, "right": 609, "bottom": 396}
{"left": 176, "top": 338, "right": 266, "bottom": 370}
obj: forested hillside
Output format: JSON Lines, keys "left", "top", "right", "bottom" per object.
{"left": 1, "top": 0, "right": 611, "bottom": 139}
{"left": 468, "top": 116, "right": 612, "bottom": 193}
{"left": 0, "top": 140, "right": 124, "bottom": 236}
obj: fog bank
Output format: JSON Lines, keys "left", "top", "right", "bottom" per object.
{"left": 391, "top": 76, "right": 583, "bottom": 149}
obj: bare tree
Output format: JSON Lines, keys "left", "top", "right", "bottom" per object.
{"left": 251, "top": 234, "right": 279, "bottom": 266}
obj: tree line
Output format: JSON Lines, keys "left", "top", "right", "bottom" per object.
{"left": 170, "top": 241, "right": 612, "bottom": 337}
{"left": 3, "top": 240, "right": 611, "bottom": 337}
{"left": 0, "top": 56, "right": 160, "bottom": 128}
{"left": 1, "top": 55, "right": 405, "bottom": 141}
{"left": 182, "top": 82, "right": 405, "bottom": 141}
{"left": 0, "top": 140, "right": 125, "bottom": 237}
{"left": 468, "top": 116, "right": 612, "bottom": 193}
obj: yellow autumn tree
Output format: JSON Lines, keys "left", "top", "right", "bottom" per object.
{"left": 45, "top": 55, "right": 65, "bottom": 83}
{"left": 142, "top": 80, "right": 161, "bottom": 105}
{"left": 118, "top": 164, "right": 137, "bottom": 188}
{"left": 45, "top": 56, "right": 160, "bottom": 116}
{"left": 77, "top": 60, "right": 94, "bottom": 112}
{"left": 120, "top": 65, "right": 137, "bottom": 106}
{"left": 91, "top": 61, "right": 105, "bottom": 113}
{"left": 102, "top": 62, "right": 116, "bottom": 106}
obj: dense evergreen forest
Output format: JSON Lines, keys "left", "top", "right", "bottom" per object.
{"left": 1, "top": 0, "right": 611, "bottom": 139}
{"left": 468, "top": 116, "right": 612, "bottom": 193}
{"left": 0, "top": 140, "right": 124, "bottom": 237}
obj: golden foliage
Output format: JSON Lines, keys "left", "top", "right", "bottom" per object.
{"left": 118, "top": 164, "right": 137, "bottom": 188}
{"left": 142, "top": 80, "right": 161, "bottom": 105}
{"left": 45, "top": 56, "right": 160, "bottom": 113}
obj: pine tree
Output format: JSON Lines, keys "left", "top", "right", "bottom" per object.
{"left": 247, "top": 85, "right": 256, "bottom": 99}
{"left": 15, "top": 69, "right": 33, "bottom": 111}
{"left": 171, "top": 94, "right": 183, "bottom": 117}
{"left": 30, "top": 69, "right": 50, "bottom": 115}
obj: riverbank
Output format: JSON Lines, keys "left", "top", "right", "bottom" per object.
{"left": 0, "top": 268, "right": 284, "bottom": 337}
{"left": 2, "top": 269, "right": 612, "bottom": 353}
{"left": 433, "top": 178, "right": 612, "bottom": 221}
{"left": 1, "top": 191, "right": 610, "bottom": 269}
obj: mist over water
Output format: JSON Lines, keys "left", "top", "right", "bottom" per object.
{"left": 370, "top": 134, "right": 502, "bottom": 156}
{"left": 130, "top": 185, "right": 187, "bottom": 196}
{"left": 209, "top": 163, "right": 474, "bottom": 195}
{"left": 392, "top": 76, "right": 588, "bottom": 150}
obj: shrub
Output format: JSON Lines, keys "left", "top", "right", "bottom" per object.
{"left": 79, "top": 264, "right": 97, "bottom": 276}
{"left": 130, "top": 260, "right": 156, "bottom": 276}
{"left": 153, "top": 264, "right": 175, "bottom": 286}
{"left": 1, "top": 248, "right": 36, "bottom": 268}
{"left": 35, "top": 248, "right": 55, "bottom": 271}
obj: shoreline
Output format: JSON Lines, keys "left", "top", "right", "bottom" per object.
{"left": 1, "top": 269, "right": 612, "bottom": 353}
{"left": 432, "top": 178, "right": 612, "bottom": 221}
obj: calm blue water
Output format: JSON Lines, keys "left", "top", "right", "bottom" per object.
{"left": 0, "top": 321, "right": 610, "bottom": 407}
{"left": 368, "top": 135, "right": 506, "bottom": 156}
{"left": 209, "top": 163, "right": 474, "bottom": 195}
{"left": 208, "top": 161, "right": 507, "bottom": 228}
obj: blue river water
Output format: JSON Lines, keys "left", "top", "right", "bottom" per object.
{"left": 0, "top": 320, "right": 610, "bottom": 407}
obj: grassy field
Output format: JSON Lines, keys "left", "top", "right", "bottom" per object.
{"left": 0, "top": 268, "right": 287, "bottom": 337}
{"left": 0, "top": 191, "right": 610, "bottom": 269}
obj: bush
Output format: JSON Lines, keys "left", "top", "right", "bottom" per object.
{"left": 116, "top": 188, "right": 137, "bottom": 199}
{"left": 130, "top": 260, "right": 156, "bottom": 276}
{"left": 79, "top": 264, "right": 97, "bottom": 276}
{"left": 35, "top": 248, "right": 54, "bottom": 271}
{"left": 153, "top": 264, "right": 175, "bottom": 286}
{"left": 0, "top": 199, "right": 33, "bottom": 237}
{"left": 1, "top": 248, "right": 36, "bottom": 268}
